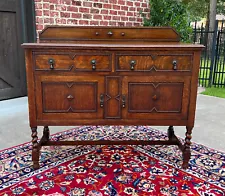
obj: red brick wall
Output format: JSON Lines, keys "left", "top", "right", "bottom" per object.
{"left": 34, "top": 0, "right": 150, "bottom": 37}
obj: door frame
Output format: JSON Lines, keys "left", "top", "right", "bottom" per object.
{"left": 0, "top": 0, "right": 36, "bottom": 100}
{"left": 20, "top": 0, "right": 36, "bottom": 43}
{"left": 20, "top": 0, "right": 37, "bottom": 96}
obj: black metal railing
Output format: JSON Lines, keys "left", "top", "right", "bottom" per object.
{"left": 192, "top": 20, "right": 225, "bottom": 87}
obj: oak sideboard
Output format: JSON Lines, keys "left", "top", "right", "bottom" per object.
{"left": 22, "top": 26, "right": 204, "bottom": 169}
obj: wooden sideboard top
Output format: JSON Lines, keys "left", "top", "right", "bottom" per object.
{"left": 22, "top": 42, "right": 204, "bottom": 50}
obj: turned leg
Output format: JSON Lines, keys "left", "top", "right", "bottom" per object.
{"left": 43, "top": 126, "right": 50, "bottom": 142}
{"left": 167, "top": 126, "right": 175, "bottom": 141}
{"left": 182, "top": 126, "right": 193, "bottom": 169}
{"left": 31, "top": 127, "right": 40, "bottom": 169}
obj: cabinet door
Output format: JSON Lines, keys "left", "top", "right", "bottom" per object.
{"left": 35, "top": 75, "right": 104, "bottom": 120}
{"left": 122, "top": 76, "right": 191, "bottom": 120}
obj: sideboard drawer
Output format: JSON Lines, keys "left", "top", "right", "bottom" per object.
{"left": 34, "top": 52, "right": 111, "bottom": 71}
{"left": 35, "top": 75, "right": 104, "bottom": 120}
{"left": 34, "top": 53, "right": 73, "bottom": 71}
{"left": 116, "top": 53, "right": 192, "bottom": 72}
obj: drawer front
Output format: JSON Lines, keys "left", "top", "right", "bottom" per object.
{"left": 34, "top": 52, "right": 111, "bottom": 71}
{"left": 122, "top": 76, "right": 191, "bottom": 120}
{"left": 34, "top": 53, "right": 73, "bottom": 71}
{"left": 116, "top": 53, "right": 193, "bottom": 72}
{"left": 35, "top": 75, "right": 104, "bottom": 120}
{"left": 75, "top": 54, "right": 111, "bottom": 71}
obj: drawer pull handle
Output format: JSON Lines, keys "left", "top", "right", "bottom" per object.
{"left": 121, "top": 32, "right": 125, "bottom": 36}
{"left": 122, "top": 95, "right": 126, "bottom": 108}
{"left": 152, "top": 95, "right": 158, "bottom": 101}
{"left": 67, "top": 95, "right": 74, "bottom": 101}
{"left": 173, "top": 60, "right": 177, "bottom": 70}
{"left": 130, "top": 60, "right": 136, "bottom": 70}
{"left": 95, "top": 32, "right": 99, "bottom": 36}
{"left": 107, "top": 31, "right": 113, "bottom": 36}
{"left": 48, "top": 58, "right": 55, "bottom": 70}
{"left": 100, "top": 94, "right": 104, "bottom": 108}
{"left": 91, "top": 59, "right": 96, "bottom": 70}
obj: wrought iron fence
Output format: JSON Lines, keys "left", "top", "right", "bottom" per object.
{"left": 192, "top": 20, "right": 225, "bottom": 87}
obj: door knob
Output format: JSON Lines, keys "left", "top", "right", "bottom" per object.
{"left": 67, "top": 95, "right": 74, "bottom": 101}
{"left": 152, "top": 94, "right": 158, "bottom": 101}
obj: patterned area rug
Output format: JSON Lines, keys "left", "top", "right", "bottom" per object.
{"left": 0, "top": 126, "right": 224, "bottom": 195}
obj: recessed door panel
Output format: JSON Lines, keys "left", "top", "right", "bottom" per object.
{"left": 36, "top": 75, "right": 104, "bottom": 120}
{"left": 122, "top": 76, "right": 190, "bottom": 120}
{"left": 42, "top": 82, "right": 97, "bottom": 113}
{"left": 129, "top": 83, "right": 183, "bottom": 112}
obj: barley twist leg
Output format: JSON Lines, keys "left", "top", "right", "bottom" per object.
{"left": 182, "top": 126, "right": 193, "bottom": 169}
{"left": 31, "top": 127, "right": 40, "bottom": 169}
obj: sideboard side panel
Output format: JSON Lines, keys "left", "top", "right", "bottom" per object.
{"left": 25, "top": 49, "right": 37, "bottom": 127}
{"left": 188, "top": 51, "right": 201, "bottom": 127}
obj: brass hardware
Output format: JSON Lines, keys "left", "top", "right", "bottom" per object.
{"left": 122, "top": 95, "right": 126, "bottom": 108}
{"left": 67, "top": 95, "right": 74, "bottom": 101}
{"left": 91, "top": 59, "right": 96, "bottom": 70}
{"left": 48, "top": 58, "right": 55, "bottom": 70}
{"left": 130, "top": 60, "right": 136, "bottom": 70}
{"left": 173, "top": 60, "right": 177, "bottom": 70}
{"left": 107, "top": 31, "right": 113, "bottom": 36}
{"left": 100, "top": 94, "right": 104, "bottom": 108}
{"left": 152, "top": 94, "right": 157, "bottom": 101}
{"left": 95, "top": 32, "right": 99, "bottom": 36}
{"left": 121, "top": 32, "right": 125, "bottom": 36}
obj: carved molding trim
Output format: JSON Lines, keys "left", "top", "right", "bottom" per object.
{"left": 35, "top": 65, "right": 74, "bottom": 71}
